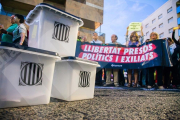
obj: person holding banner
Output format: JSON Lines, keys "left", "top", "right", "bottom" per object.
{"left": 91, "top": 32, "right": 102, "bottom": 44}
{"left": 104, "top": 34, "right": 122, "bottom": 87}
{"left": 81, "top": 36, "right": 88, "bottom": 42}
{"left": 164, "top": 37, "right": 180, "bottom": 89}
{"left": 77, "top": 31, "right": 82, "bottom": 41}
{"left": 147, "top": 32, "right": 164, "bottom": 89}
{"left": 91, "top": 32, "right": 103, "bottom": 86}
{"left": 125, "top": 26, "right": 143, "bottom": 87}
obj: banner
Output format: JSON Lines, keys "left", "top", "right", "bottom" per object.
{"left": 75, "top": 40, "right": 172, "bottom": 69}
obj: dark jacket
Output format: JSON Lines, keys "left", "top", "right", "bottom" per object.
{"left": 172, "top": 31, "right": 180, "bottom": 46}
{"left": 171, "top": 45, "right": 180, "bottom": 66}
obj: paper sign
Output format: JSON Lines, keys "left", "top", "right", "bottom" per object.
{"left": 128, "top": 22, "right": 141, "bottom": 31}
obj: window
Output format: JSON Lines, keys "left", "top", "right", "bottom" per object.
{"left": 0, "top": 3, "right": 16, "bottom": 17}
{"left": 145, "top": 24, "right": 149, "bottom": 28}
{"left": 152, "top": 27, "right": 156, "bottom": 32}
{"left": 158, "top": 14, "right": 163, "bottom": 19}
{"left": 167, "top": 7, "right": 172, "bottom": 13}
{"left": 152, "top": 19, "right": 156, "bottom": 24}
{"left": 168, "top": 17, "right": 173, "bottom": 23}
{"left": 146, "top": 31, "right": 149, "bottom": 36}
{"left": 178, "top": 17, "right": 180, "bottom": 25}
{"left": 159, "top": 33, "right": 164, "bottom": 38}
{"left": 169, "top": 28, "right": 173, "bottom": 33}
{"left": 74, "top": 0, "right": 86, "bottom": 3}
{"left": 159, "top": 23, "right": 163, "bottom": 28}
{"left": 177, "top": 6, "right": 180, "bottom": 14}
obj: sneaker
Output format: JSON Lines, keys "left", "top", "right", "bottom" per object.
{"left": 115, "top": 84, "right": 120, "bottom": 87}
{"left": 158, "top": 86, "right": 165, "bottom": 89}
{"left": 144, "top": 86, "right": 155, "bottom": 90}
{"left": 172, "top": 85, "right": 177, "bottom": 89}
{"left": 141, "top": 85, "right": 146, "bottom": 88}
{"left": 124, "top": 83, "right": 128, "bottom": 87}
{"left": 133, "top": 83, "right": 137, "bottom": 88}
{"left": 163, "top": 85, "right": 167, "bottom": 89}
{"left": 127, "top": 83, "right": 131, "bottom": 87}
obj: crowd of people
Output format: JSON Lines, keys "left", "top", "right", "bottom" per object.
{"left": 1, "top": 14, "right": 180, "bottom": 89}
{"left": 0, "top": 14, "right": 28, "bottom": 46}
{"left": 77, "top": 26, "right": 180, "bottom": 89}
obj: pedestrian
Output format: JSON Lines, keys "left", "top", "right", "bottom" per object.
{"left": 141, "top": 39, "right": 150, "bottom": 87}
{"left": 126, "top": 26, "right": 143, "bottom": 87}
{"left": 172, "top": 26, "right": 180, "bottom": 87}
{"left": 1, "top": 14, "right": 28, "bottom": 46}
{"left": 147, "top": 32, "right": 164, "bottom": 89}
{"left": 164, "top": 37, "right": 180, "bottom": 89}
{"left": 77, "top": 31, "right": 82, "bottom": 41}
{"left": 91, "top": 32, "right": 103, "bottom": 85}
{"left": 91, "top": 32, "right": 102, "bottom": 44}
{"left": 0, "top": 15, "right": 18, "bottom": 43}
{"left": 104, "top": 34, "right": 122, "bottom": 87}
{"left": 81, "top": 36, "right": 88, "bottom": 42}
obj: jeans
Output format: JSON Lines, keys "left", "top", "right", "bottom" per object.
{"left": 106, "top": 69, "right": 119, "bottom": 86}
{"left": 141, "top": 69, "right": 147, "bottom": 86}
{"left": 148, "top": 67, "right": 163, "bottom": 86}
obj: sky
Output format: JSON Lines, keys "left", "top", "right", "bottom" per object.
{"left": 95, "top": 0, "right": 168, "bottom": 44}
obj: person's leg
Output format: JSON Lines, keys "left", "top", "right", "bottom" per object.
{"left": 141, "top": 69, "right": 147, "bottom": 86}
{"left": 133, "top": 69, "right": 138, "bottom": 87}
{"left": 156, "top": 67, "right": 163, "bottom": 87}
{"left": 105, "top": 68, "right": 112, "bottom": 86}
{"left": 164, "top": 67, "right": 170, "bottom": 88}
{"left": 119, "top": 69, "right": 125, "bottom": 86}
{"left": 147, "top": 67, "right": 155, "bottom": 88}
{"left": 113, "top": 69, "right": 119, "bottom": 87}
{"left": 172, "top": 65, "right": 178, "bottom": 88}
{"left": 178, "top": 63, "right": 180, "bottom": 86}
{"left": 22, "top": 37, "right": 28, "bottom": 47}
{"left": 139, "top": 70, "right": 142, "bottom": 86}
{"left": 95, "top": 68, "right": 102, "bottom": 85}
{"left": 127, "top": 69, "right": 132, "bottom": 87}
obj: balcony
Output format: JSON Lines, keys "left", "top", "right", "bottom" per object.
{"left": 65, "top": 0, "right": 103, "bottom": 29}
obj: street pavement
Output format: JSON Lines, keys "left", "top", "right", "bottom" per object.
{"left": 0, "top": 86, "right": 180, "bottom": 119}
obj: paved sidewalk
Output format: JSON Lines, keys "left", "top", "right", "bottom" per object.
{"left": 0, "top": 87, "right": 180, "bottom": 119}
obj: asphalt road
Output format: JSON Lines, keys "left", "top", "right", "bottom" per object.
{"left": 0, "top": 87, "right": 180, "bottom": 119}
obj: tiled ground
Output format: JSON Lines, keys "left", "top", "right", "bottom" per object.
{"left": 0, "top": 87, "right": 180, "bottom": 119}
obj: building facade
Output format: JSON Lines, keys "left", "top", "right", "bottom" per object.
{"left": 0, "top": 0, "right": 105, "bottom": 43}
{"left": 142, "top": 0, "right": 179, "bottom": 41}
{"left": 177, "top": 0, "right": 180, "bottom": 36}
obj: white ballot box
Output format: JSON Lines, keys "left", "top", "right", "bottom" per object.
{"left": 26, "top": 3, "right": 84, "bottom": 56}
{"left": 0, "top": 42, "right": 59, "bottom": 108}
{"left": 51, "top": 57, "right": 100, "bottom": 101}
